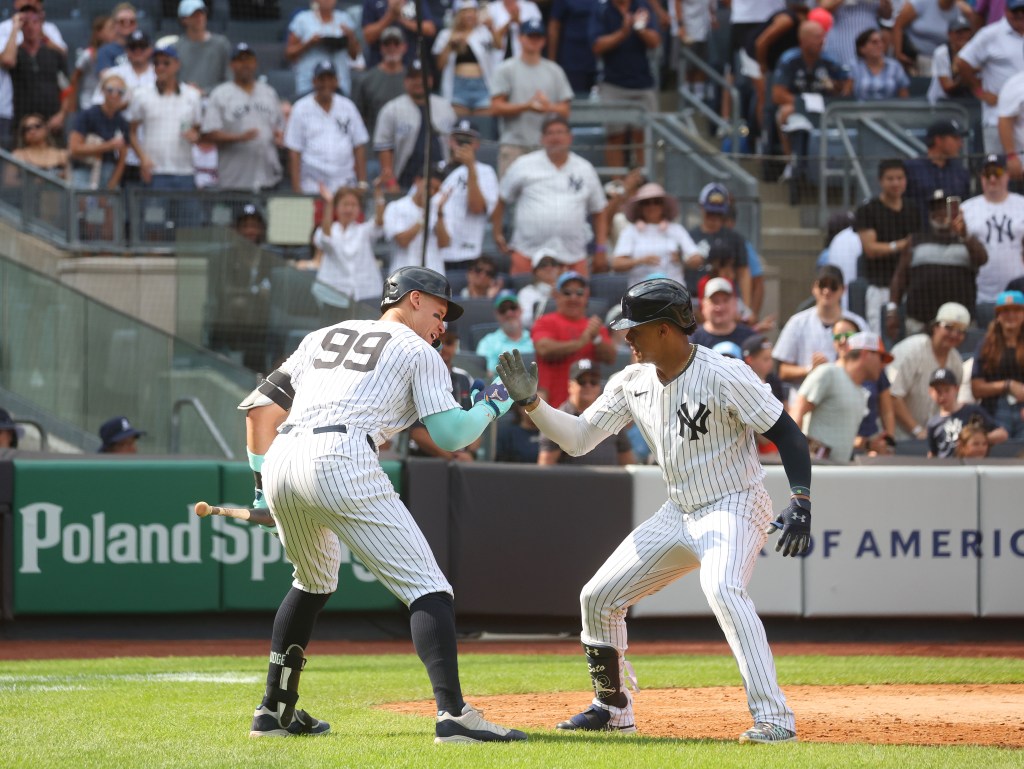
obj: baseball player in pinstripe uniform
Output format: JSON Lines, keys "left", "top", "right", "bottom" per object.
{"left": 240, "top": 266, "right": 526, "bottom": 744}
{"left": 496, "top": 277, "right": 813, "bottom": 744}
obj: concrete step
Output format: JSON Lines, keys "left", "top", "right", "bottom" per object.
{"left": 762, "top": 227, "right": 825, "bottom": 254}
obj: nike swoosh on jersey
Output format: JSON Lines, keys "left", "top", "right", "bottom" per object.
{"left": 633, "top": 391, "right": 649, "bottom": 397}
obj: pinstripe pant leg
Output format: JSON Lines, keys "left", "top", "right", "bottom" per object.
{"left": 687, "top": 498, "right": 794, "bottom": 730}
{"left": 581, "top": 501, "right": 700, "bottom": 652}
{"left": 266, "top": 436, "right": 451, "bottom": 605}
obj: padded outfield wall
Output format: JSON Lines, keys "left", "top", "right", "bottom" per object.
{"left": 0, "top": 457, "right": 1021, "bottom": 619}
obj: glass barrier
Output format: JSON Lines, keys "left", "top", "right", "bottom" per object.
{"left": 0, "top": 256, "right": 257, "bottom": 455}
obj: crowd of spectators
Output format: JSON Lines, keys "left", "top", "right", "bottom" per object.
{"left": 2, "top": 0, "right": 1024, "bottom": 463}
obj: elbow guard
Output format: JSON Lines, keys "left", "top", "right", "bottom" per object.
{"left": 248, "top": 369, "right": 294, "bottom": 411}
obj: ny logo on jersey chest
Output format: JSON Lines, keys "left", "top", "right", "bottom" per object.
{"left": 677, "top": 402, "right": 710, "bottom": 442}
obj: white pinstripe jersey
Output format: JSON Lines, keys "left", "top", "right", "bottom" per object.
{"left": 582, "top": 345, "right": 783, "bottom": 512}
{"left": 279, "top": 319, "right": 460, "bottom": 447}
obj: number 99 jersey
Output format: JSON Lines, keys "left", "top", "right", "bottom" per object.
{"left": 280, "top": 319, "right": 460, "bottom": 448}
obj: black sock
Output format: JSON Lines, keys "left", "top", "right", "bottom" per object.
{"left": 263, "top": 587, "right": 331, "bottom": 706}
{"left": 409, "top": 592, "right": 464, "bottom": 715}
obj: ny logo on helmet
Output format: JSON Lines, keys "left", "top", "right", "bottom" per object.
{"left": 677, "top": 402, "right": 710, "bottom": 442}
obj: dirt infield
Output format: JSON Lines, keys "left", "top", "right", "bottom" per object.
{"left": 4, "top": 637, "right": 1023, "bottom": 747}
{"left": 382, "top": 684, "right": 1024, "bottom": 748}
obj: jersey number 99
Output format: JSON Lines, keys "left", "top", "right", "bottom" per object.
{"left": 313, "top": 329, "right": 392, "bottom": 372}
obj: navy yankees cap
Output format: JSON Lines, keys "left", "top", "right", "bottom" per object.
{"left": 929, "top": 367, "right": 958, "bottom": 387}
{"left": 232, "top": 42, "right": 256, "bottom": 60}
{"left": 314, "top": 59, "right": 337, "bottom": 78}
{"left": 99, "top": 416, "right": 145, "bottom": 450}
{"left": 520, "top": 18, "right": 545, "bottom": 36}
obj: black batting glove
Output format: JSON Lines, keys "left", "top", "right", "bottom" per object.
{"left": 772, "top": 497, "right": 811, "bottom": 557}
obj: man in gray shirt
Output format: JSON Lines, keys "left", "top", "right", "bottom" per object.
{"left": 489, "top": 17, "right": 574, "bottom": 176}
{"left": 352, "top": 26, "right": 408, "bottom": 139}
{"left": 201, "top": 43, "right": 285, "bottom": 191}
{"left": 175, "top": 0, "right": 231, "bottom": 95}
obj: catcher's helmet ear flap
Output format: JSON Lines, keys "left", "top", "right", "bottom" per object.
{"left": 610, "top": 278, "right": 697, "bottom": 334}
{"left": 380, "top": 266, "right": 464, "bottom": 321}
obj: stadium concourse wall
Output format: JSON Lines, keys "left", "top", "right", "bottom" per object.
{"left": 0, "top": 456, "right": 1022, "bottom": 621}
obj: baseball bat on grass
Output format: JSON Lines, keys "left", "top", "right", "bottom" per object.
{"left": 194, "top": 500, "right": 275, "bottom": 528}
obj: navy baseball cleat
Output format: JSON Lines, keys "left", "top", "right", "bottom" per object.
{"left": 556, "top": 704, "right": 637, "bottom": 734}
{"left": 249, "top": 705, "right": 331, "bottom": 737}
{"left": 434, "top": 703, "right": 528, "bottom": 743}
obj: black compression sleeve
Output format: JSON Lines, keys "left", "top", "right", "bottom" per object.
{"left": 762, "top": 410, "right": 812, "bottom": 494}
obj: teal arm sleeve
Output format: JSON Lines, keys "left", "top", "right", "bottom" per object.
{"left": 422, "top": 404, "right": 496, "bottom": 452}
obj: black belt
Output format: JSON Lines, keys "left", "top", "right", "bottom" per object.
{"left": 312, "top": 425, "right": 347, "bottom": 434}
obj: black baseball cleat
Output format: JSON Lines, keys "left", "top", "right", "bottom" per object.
{"left": 249, "top": 705, "right": 331, "bottom": 737}
{"left": 556, "top": 704, "right": 636, "bottom": 734}
{"left": 434, "top": 703, "right": 528, "bottom": 743}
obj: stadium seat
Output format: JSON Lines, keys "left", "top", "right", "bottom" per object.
{"left": 846, "top": 277, "right": 868, "bottom": 320}
{"left": 468, "top": 321, "right": 498, "bottom": 348}
{"left": 54, "top": 17, "right": 89, "bottom": 53}
{"left": 263, "top": 68, "right": 296, "bottom": 102}
{"left": 588, "top": 273, "right": 629, "bottom": 309}
{"left": 43, "top": 0, "right": 80, "bottom": 20}
{"left": 893, "top": 438, "right": 929, "bottom": 456}
{"left": 225, "top": 18, "right": 286, "bottom": 43}
{"left": 453, "top": 352, "right": 487, "bottom": 381}
{"left": 446, "top": 269, "right": 469, "bottom": 295}
{"left": 248, "top": 41, "right": 286, "bottom": 68}
{"left": 446, "top": 297, "right": 496, "bottom": 342}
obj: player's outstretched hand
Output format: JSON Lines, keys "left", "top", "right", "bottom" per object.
{"left": 496, "top": 349, "right": 538, "bottom": 405}
{"left": 771, "top": 498, "right": 811, "bottom": 557}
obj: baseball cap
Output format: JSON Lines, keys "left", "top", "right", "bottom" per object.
{"left": 741, "top": 333, "right": 772, "bottom": 358}
{"left": 846, "top": 331, "right": 894, "bottom": 363}
{"left": 982, "top": 153, "right": 1007, "bottom": 169}
{"left": 493, "top": 290, "right": 519, "bottom": 311}
{"left": 450, "top": 118, "right": 480, "bottom": 139}
{"left": 405, "top": 58, "right": 425, "bottom": 77}
{"left": 948, "top": 15, "right": 972, "bottom": 32}
{"left": 313, "top": 59, "right": 337, "bottom": 78}
{"left": 236, "top": 202, "right": 264, "bottom": 223}
{"left": 568, "top": 358, "right": 600, "bottom": 381}
{"left": 703, "top": 276, "right": 734, "bottom": 299}
{"left": 453, "top": 0, "right": 479, "bottom": 9}
{"left": 99, "top": 416, "right": 145, "bottom": 450}
{"left": 532, "top": 246, "right": 560, "bottom": 268}
{"left": 926, "top": 118, "right": 967, "bottom": 141}
{"left": 698, "top": 182, "right": 730, "bottom": 214}
{"left": 153, "top": 44, "right": 179, "bottom": 59}
{"left": 816, "top": 264, "right": 845, "bottom": 287}
{"left": 712, "top": 341, "right": 743, "bottom": 359}
{"left": 380, "top": 25, "right": 404, "bottom": 43}
{"left": 231, "top": 42, "right": 256, "bottom": 60}
{"left": 995, "top": 289, "right": 1024, "bottom": 309}
{"left": 520, "top": 18, "right": 545, "bottom": 36}
{"left": 929, "top": 367, "right": 959, "bottom": 387}
{"left": 934, "top": 301, "right": 970, "bottom": 326}
{"left": 928, "top": 188, "right": 947, "bottom": 206}
{"left": 178, "top": 0, "right": 206, "bottom": 16}
{"left": 557, "top": 271, "right": 587, "bottom": 291}
{"left": 126, "top": 29, "right": 151, "bottom": 48}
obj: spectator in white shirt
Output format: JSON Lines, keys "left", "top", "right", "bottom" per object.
{"left": 611, "top": 182, "right": 702, "bottom": 286}
{"left": 438, "top": 119, "right": 499, "bottom": 271}
{"left": 517, "top": 245, "right": 564, "bottom": 326}
{"left": 384, "top": 171, "right": 451, "bottom": 275}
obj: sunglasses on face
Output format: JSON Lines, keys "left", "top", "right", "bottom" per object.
{"left": 832, "top": 331, "right": 856, "bottom": 342}
{"left": 817, "top": 280, "right": 841, "bottom": 291}
{"left": 937, "top": 321, "right": 967, "bottom": 335}
{"left": 497, "top": 303, "right": 518, "bottom": 314}
{"left": 983, "top": 166, "right": 1006, "bottom": 178}
{"left": 561, "top": 288, "right": 586, "bottom": 297}
{"left": 104, "top": 86, "right": 127, "bottom": 95}
{"left": 16, "top": 6, "right": 40, "bottom": 14}
{"left": 640, "top": 199, "right": 663, "bottom": 206}
{"left": 116, "top": 16, "right": 138, "bottom": 24}
{"left": 21, "top": 121, "right": 43, "bottom": 132}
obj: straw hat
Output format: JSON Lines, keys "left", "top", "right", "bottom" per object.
{"left": 625, "top": 183, "right": 679, "bottom": 223}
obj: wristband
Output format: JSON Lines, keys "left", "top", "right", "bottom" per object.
{"left": 517, "top": 393, "right": 539, "bottom": 409}
{"left": 247, "top": 448, "right": 264, "bottom": 473}
{"left": 888, "top": 240, "right": 898, "bottom": 253}
{"left": 594, "top": 244, "right": 607, "bottom": 253}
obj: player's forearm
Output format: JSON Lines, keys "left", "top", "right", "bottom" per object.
{"left": 422, "top": 404, "right": 496, "bottom": 452}
{"left": 762, "top": 411, "right": 811, "bottom": 494}
{"left": 526, "top": 398, "right": 612, "bottom": 456}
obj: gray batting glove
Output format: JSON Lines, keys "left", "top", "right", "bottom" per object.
{"left": 496, "top": 349, "right": 538, "bottom": 406}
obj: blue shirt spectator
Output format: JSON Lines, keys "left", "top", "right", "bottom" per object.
{"left": 588, "top": 0, "right": 659, "bottom": 90}
{"left": 550, "top": 0, "right": 599, "bottom": 95}
{"left": 362, "top": 0, "right": 436, "bottom": 69}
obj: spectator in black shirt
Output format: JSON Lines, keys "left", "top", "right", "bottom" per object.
{"left": 855, "top": 158, "right": 921, "bottom": 334}
{"left": 1, "top": 3, "right": 69, "bottom": 139}
{"left": 904, "top": 118, "right": 971, "bottom": 223}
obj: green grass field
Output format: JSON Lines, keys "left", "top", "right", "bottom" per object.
{"left": 1, "top": 653, "right": 1022, "bottom": 769}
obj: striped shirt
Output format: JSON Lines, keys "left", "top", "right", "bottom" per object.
{"left": 279, "top": 320, "right": 459, "bottom": 447}
{"left": 851, "top": 57, "right": 909, "bottom": 101}
{"left": 581, "top": 345, "right": 782, "bottom": 512}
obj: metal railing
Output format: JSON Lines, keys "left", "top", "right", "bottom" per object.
{"left": 170, "top": 397, "right": 236, "bottom": 459}
{"left": 676, "top": 45, "right": 744, "bottom": 157}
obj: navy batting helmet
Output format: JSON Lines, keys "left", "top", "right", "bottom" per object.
{"left": 610, "top": 278, "right": 696, "bottom": 334}
{"left": 380, "top": 266, "right": 464, "bottom": 321}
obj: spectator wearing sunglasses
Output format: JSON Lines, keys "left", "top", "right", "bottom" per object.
{"left": 475, "top": 290, "right": 534, "bottom": 376}
{"left": 0, "top": 0, "right": 66, "bottom": 147}
{"left": 68, "top": 72, "right": 129, "bottom": 189}
{"left": 459, "top": 254, "right": 502, "bottom": 298}
{"left": 773, "top": 265, "right": 868, "bottom": 394}
{"left": 830, "top": 317, "right": 897, "bottom": 456}
{"left": 961, "top": 154, "right": 1024, "bottom": 305}
{"left": 95, "top": 3, "right": 138, "bottom": 73}
{"left": 531, "top": 270, "right": 616, "bottom": 409}
{"left": 438, "top": 120, "right": 499, "bottom": 271}
{"left": 4, "top": 111, "right": 68, "bottom": 185}
{"left": 1, "top": 0, "right": 71, "bottom": 142}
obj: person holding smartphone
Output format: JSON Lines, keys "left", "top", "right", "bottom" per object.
{"left": 889, "top": 188, "right": 986, "bottom": 339}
